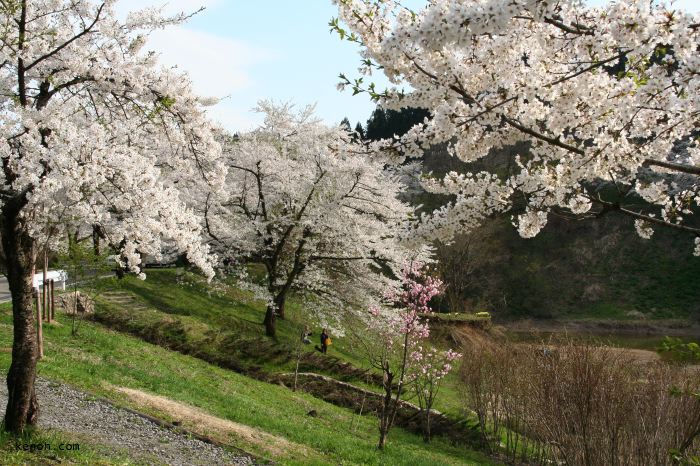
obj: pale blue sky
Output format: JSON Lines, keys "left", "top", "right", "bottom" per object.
{"left": 116, "top": 0, "right": 699, "bottom": 132}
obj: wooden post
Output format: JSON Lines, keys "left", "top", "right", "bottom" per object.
{"left": 50, "top": 279, "right": 55, "bottom": 321}
{"left": 35, "top": 290, "right": 43, "bottom": 359}
{"left": 42, "top": 250, "right": 48, "bottom": 322}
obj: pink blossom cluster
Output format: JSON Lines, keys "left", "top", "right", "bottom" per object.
{"left": 409, "top": 347, "right": 462, "bottom": 382}
{"left": 372, "top": 261, "right": 441, "bottom": 340}
{"left": 385, "top": 261, "right": 444, "bottom": 314}
{"left": 368, "top": 262, "right": 459, "bottom": 382}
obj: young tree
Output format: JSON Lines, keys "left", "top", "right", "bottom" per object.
{"left": 0, "top": 1, "right": 222, "bottom": 433}
{"left": 358, "top": 261, "right": 456, "bottom": 449}
{"left": 56, "top": 240, "right": 113, "bottom": 336}
{"left": 333, "top": 0, "right": 700, "bottom": 247}
{"left": 205, "top": 101, "right": 420, "bottom": 337}
{"left": 410, "top": 346, "right": 461, "bottom": 442}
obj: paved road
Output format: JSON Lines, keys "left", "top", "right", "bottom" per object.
{"left": 0, "top": 276, "right": 10, "bottom": 303}
{"left": 0, "top": 271, "right": 111, "bottom": 304}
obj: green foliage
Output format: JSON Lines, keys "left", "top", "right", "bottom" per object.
{"left": 364, "top": 106, "right": 430, "bottom": 141}
{"left": 669, "top": 450, "right": 700, "bottom": 466}
{"left": 658, "top": 337, "right": 700, "bottom": 363}
{"left": 56, "top": 241, "right": 113, "bottom": 287}
{"left": 56, "top": 241, "right": 114, "bottom": 335}
{"left": 157, "top": 95, "right": 176, "bottom": 109}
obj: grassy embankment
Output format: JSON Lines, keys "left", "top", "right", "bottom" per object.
{"left": 0, "top": 268, "right": 495, "bottom": 466}
{"left": 93, "top": 269, "right": 474, "bottom": 417}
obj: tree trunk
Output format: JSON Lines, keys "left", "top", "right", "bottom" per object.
{"left": 2, "top": 199, "right": 39, "bottom": 434}
{"left": 49, "top": 279, "right": 55, "bottom": 321}
{"left": 92, "top": 225, "right": 101, "bottom": 256}
{"left": 377, "top": 371, "right": 394, "bottom": 450}
{"left": 275, "top": 298, "right": 286, "bottom": 320}
{"left": 423, "top": 409, "right": 431, "bottom": 443}
{"left": 275, "top": 298, "right": 285, "bottom": 319}
{"left": 42, "top": 250, "right": 47, "bottom": 322}
{"left": 378, "top": 428, "right": 387, "bottom": 450}
{"left": 263, "top": 304, "right": 276, "bottom": 337}
{"left": 34, "top": 291, "right": 43, "bottom": 359}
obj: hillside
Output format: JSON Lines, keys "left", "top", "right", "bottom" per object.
{"left": 414, "top": 142, "right": 700, "bottom": 322}
{"left": 0, "top": 269, "right": 495, "bottom": 466}
{"left": 433, "top": 211, "right": 700, "bottom": 321}
{"left": 358, "top": 107, "right": 700, "bottom": 323}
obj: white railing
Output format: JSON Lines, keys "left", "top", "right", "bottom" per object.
{"left": 33, "top": 270, "right": 68, "bottom": 290}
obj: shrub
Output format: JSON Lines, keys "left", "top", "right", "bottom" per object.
{"left": 460, "top": 338, "right": 700, "bottom": 465}
{"left": 658, "top": 337, "right": 700, "bottom": 364}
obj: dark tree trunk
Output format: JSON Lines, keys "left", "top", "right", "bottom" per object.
{"left": 423, "top": 409, "right": 432, "bottom": 443}
{"left": 42, "top": 251, "right": 47, "bottom": 322}
{"left": 49, "top": 279, "right": 55, "bottom": 321}
{"left": 378, "top": 428, "right": 387, "bottom": 450}
{"left": 92, "top": 225, "right": 101, "bottom": 256}
{"left": 274, "top": 292, "right": 286, "bottom": 319}
{"left": 378, "top": 371, "right": 394, "bottom": 450}
{"left": 115, "top": 238, "right": 127, "bottom": 279}
{"left": 263, "top": 303, "right": 276, "bottom": 337}
{"left": 2, "top": 198, "right": 39, "bottom": 434}
{"left": 264, "top": 290, "right": 287, "bottom": 336}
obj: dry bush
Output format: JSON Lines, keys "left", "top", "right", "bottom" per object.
{"left": 58, "top": 291, "right": 94, "bottom": 315}
{"left": 460, "top": 339, "right": 700, "bottom": 465}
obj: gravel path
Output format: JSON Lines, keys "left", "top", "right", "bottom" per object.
{"left": 0, "top": 378, "right": 254, "bottom": 466}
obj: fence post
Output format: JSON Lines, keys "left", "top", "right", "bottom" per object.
{"left": 42, "top": 250, "right": 48, "bottom": 322}
{"left": 35, "top": 289, "right": 44, "bottom": 359}
{"left": 50, "top": 279, "right": 55, "bottom": 321}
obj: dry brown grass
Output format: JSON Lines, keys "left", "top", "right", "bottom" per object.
{"left": 113, "top": 386, "right": 309, "bottom": 458}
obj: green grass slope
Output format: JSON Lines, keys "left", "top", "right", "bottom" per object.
{"left": 0, "top": 275, "right": 495, "bottom": 465}
{"left": 93, "top": 269, "right": 469, "bottom": 417}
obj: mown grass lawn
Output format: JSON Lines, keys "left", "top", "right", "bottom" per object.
{"left": 0, "top": 294, "right": 496, "bottom": 466}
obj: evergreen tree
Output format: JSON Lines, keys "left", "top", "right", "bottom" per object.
{"left": 354, "top": 122, "right": 365, "bottom": 140}
{"left": 365, "top": 107, "right": 429, "bottom": 141}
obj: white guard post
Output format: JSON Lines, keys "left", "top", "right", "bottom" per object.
{"left": 33, "top": 270, "right": 68, "bottom": 291}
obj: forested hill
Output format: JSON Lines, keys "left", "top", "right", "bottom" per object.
{"left": 351, "top": 108, "right": 700, "bottom": 321}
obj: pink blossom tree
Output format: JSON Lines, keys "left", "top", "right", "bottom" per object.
{"left": 359, "top": 261, "right": 459, "bottom": 449}
{"left": 409, "top": 346, "right": 461, "bottom": 442}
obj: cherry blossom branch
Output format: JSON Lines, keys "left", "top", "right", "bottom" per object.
{"left": 592, "top": 196, "right": 700, "bottom": 234}
{"left": 642, "top": 159, "right": 700, "bottom": 176}
{"left": 24, "top": 3, "right": 105, "bottom": 72}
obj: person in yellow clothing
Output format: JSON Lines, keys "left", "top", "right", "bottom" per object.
{"left": 319, "top": 328, "right": 331, "bottom": 354}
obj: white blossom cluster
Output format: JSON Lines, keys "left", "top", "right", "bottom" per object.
{"left": 334, "top": 0, "right": 700, "bottom": 250}
{"left": 204, "top": 101, "right": 431, "bottom": 324}
{"left": 0, "top": 1, "right": 224, "bottom": 276}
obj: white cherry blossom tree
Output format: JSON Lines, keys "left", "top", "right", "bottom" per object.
{"left": 0, "top": 1, "right": 223, "bottom": 432}
{"left": 333, "top": 0, "right": 700, "bottom": 249}
{"left": 205, "top": 101, "right": 424, "bottom": 337}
